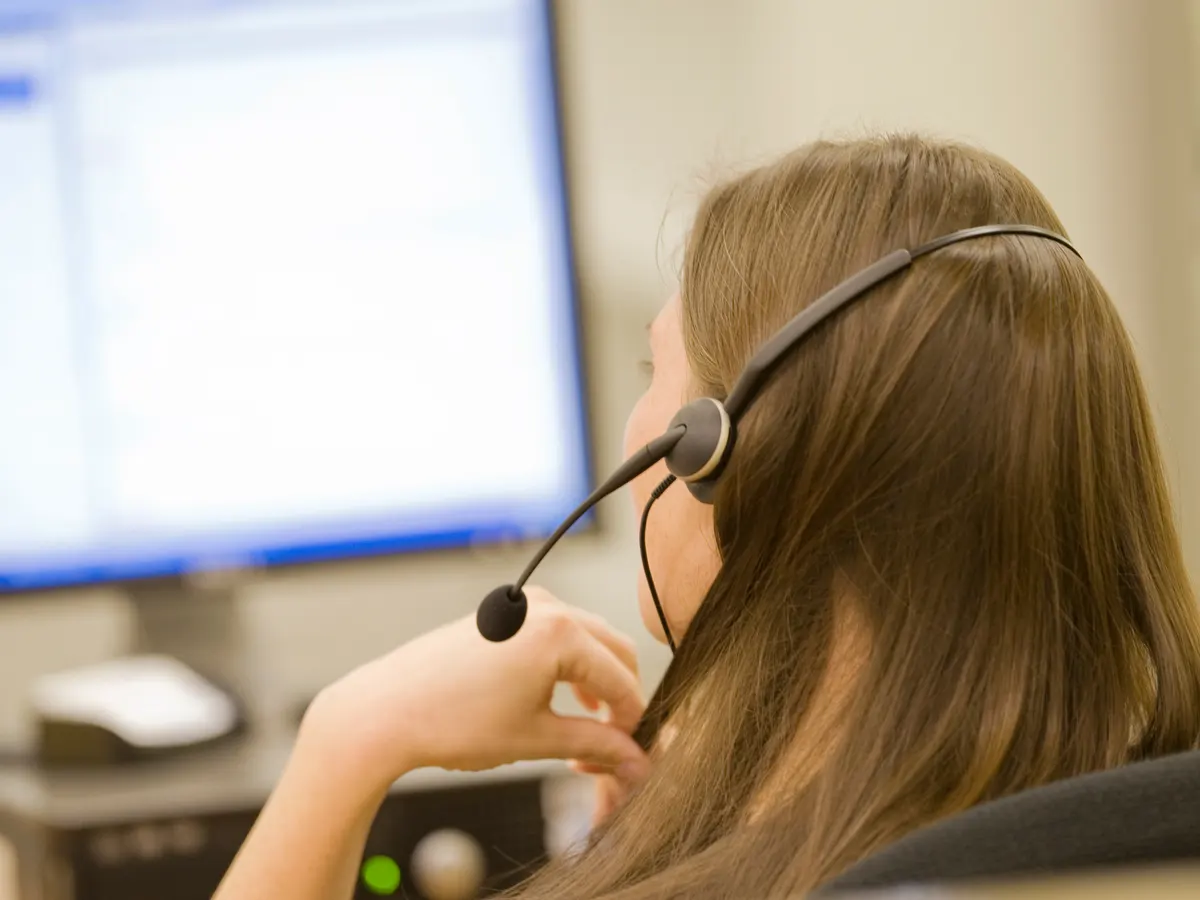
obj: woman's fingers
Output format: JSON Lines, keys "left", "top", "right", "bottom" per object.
{"left": 543, "top": 713, "right": 649, "bottom": 778}
{"left": 524, "top": 588, "right": 644, "bottom": 733}
{"left": 567, "top": 609, "right": 640, "bottom": 681}
{"left": 568, "top": 759, "right": 611, "bottom": 775}
{"left": 571, "top": 684, "right": 602, "bottom": 712}
{"left": 569, "top": 759, "right": 650, "bottom": 785}
{"left": 551, "top": 618, "right": 645, "bottom": 734}
{"left": 525, "top": 586, "right": 640, "bottom": 680}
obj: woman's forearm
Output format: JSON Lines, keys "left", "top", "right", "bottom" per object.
{"left": 213, "top": 724, "right": 395, "bottom": 900}
{"left": 212, "top": 599, "right": 649, "bottom": 899}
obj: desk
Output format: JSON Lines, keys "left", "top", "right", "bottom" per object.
{"left": 0, "top": 732, "right": 585, "bottom": 900}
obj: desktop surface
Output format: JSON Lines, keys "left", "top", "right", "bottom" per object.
{"left": 0, "top": 733, "right": 567, "bottom": 829}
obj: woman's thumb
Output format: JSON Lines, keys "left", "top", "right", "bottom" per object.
{"left": 544, "top": 714, "right": 650, "bottom": 779}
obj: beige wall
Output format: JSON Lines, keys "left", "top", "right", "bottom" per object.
{"left": 0, "top": 1, "right": 1193, "bottom": 735}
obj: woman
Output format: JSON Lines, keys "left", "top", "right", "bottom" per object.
{"left": 215, "top": 134, "right": 1200, "bottom": 899}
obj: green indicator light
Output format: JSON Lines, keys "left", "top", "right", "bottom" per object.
{"left": 361, "top": 855, "right": 402, "bottom": 895}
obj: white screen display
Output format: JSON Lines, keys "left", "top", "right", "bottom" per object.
{"left": 0, "top": 0, "right": 589, "bottom": 588}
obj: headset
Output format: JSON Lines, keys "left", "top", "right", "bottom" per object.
{"left": 476, "top": 224, "right": 1082, "bottom": 652}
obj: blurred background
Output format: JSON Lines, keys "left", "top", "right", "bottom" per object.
{"left": 3, "top": 0, "right": 1198, "bottom": 731}
{"left": 0, "top": 1, "right": 1198, "bottom": 898}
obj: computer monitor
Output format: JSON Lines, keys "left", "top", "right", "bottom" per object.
{"left": 0, "top": 0, "right": 591, "bottom": 596}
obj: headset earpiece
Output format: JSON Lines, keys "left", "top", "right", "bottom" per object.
{"left": 664, "top": 398, "right": 732, "bottom": 502}
{"left": 476, "top": 223, "right": 1083, "bottom": 645}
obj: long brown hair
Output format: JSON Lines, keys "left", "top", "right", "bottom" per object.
{"left": 512, "top": 134, "right": 1200, "bottom": 898}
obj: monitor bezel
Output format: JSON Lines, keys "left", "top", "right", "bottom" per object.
{"left": 0, "top": 0, "right": 598, "bottom": 597}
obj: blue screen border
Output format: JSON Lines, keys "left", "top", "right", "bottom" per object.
{"left": 0, "top": 0, "right": 597, "bottom": 594}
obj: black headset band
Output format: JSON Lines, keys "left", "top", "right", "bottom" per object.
{"left": 723, "top": 224, "right": 1080, "bottom": 421}
{"left": 911, "top": 223, "right": 1080, "bottom": 261}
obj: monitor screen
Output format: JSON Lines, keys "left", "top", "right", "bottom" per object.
{"left": 0, "top": 0, "right": 590, "bottom": 591}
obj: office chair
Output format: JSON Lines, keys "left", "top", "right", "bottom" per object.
{"left": 820, "top": 748, "right": 1200, "bottom": 895}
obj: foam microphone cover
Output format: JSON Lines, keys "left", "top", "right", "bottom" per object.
{"left": 476, "top": 585, "right": 528, "bottom": 642}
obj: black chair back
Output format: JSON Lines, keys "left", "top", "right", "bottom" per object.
{"left": 821, "top": 750, "right": 1200, "bottom": 895}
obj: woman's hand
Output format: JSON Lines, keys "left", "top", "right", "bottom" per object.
{"left": 569, "top": 712, "right": 677, "bottom": 828}
{"left": 215, "top": 587, "right": 647, "bottom": 900}
{"left": 567, "top": 685, "right": 646, "bottom": 827}
{"left": 567, "top": 764, "right": 633, "bottom": 827}
{"left": 301, "top": 586, "right": 651, "bottom": 798}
